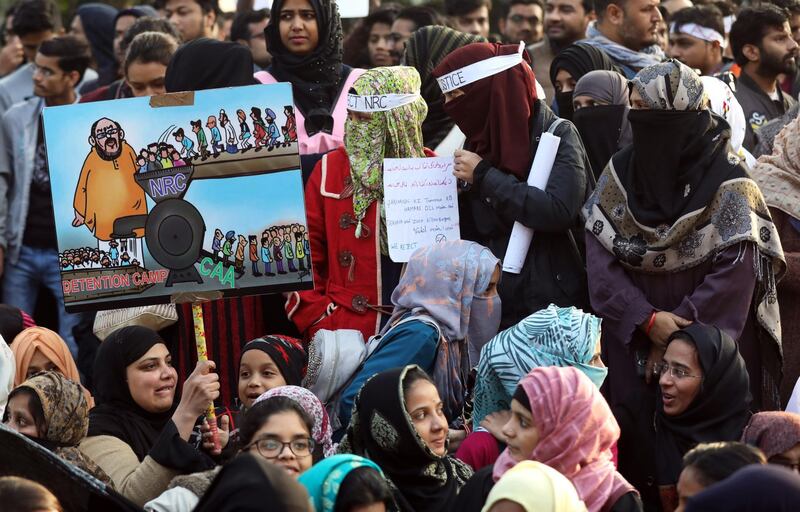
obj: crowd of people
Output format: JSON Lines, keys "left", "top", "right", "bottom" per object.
{"left": 0, "top": 0, "right": 800, "bottom": 511}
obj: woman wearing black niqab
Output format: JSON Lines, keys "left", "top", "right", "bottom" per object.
{"left": 549, "top": 42, "right": 620, "bottom": 120}
{"left": 80, "top": 326, "right": 217, "bottom": 507}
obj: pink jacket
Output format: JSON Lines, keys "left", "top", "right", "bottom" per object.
{"left": 254, "top": 68, "right": 365, "bottom": 156}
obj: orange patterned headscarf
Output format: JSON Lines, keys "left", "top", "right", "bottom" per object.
{"left": 11, "top": 327, "right": 93, "bottom": 407}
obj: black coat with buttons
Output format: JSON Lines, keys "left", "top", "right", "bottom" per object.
{"left": 460, "top": 100, "right": 593, "bottom": 329}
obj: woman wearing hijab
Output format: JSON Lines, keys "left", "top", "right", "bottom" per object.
{"left": 624, "top": 324, "right": 752, "bottom": 511}
{"left": 457, "top": 305, "right": 606, "bottom": 470}
{"left": 164, "top": 39, "right": 280, "bottom": 413}
{"left": 431, "top": 42, "right": 592, "bottom": 330}
{"left": 4, "top": 372, "right": 112, "bottom": 485}
{"left": 750, "top": 116, "right": 800, "bottom": 405}
{"left": 255, "top": 0, "right": 364, "bottom": 179}
{"left": 193, "top": 453, "right": 311, "bottom": 512}
{"left": 299, "top": 454, "right": 393, "bottom": 512}
{"left": 404, "top": 26, "right": 486, "bottom": 151}
{"left": 583, "top": 61, "right": 784, "bottom": 490}
{"left": 11, "top": 327, "right": 92, "bottom": 407}
{"left": 456, "top": 366, "right": 639, "bottom": 512}
{"left": 684, "top": 465, "right": 800, "bottom": 512}
{"left": 482, "top": 461, "right": 587, "bottom": 512}
{"left": 549, "top": 42, "right": 620, "bottom": 120}
{"left": 571, "top": 70, "right": 631, "bottom": 180}
{"left": 337, "top": 240, "right": 501, "bottom": 430}
{"left": 339, "top": 365, "right": 473, "bottom": 512}
{"left": 72, "top": 3, "right": 119, "bottom": 94}
{"left": 79, "top": 326, "right": 217, "bottom": 506}
{"left": 254, "top": 385, "right": 336, "bottom": 459}
{"left": 700, "top": 76, "right": 754, "bottom": 168}
{"left": 741, "top": 412, "right": 800, "bottom": 472}
{"left": 286, "top": 66, "right": 430, "bottom": 342}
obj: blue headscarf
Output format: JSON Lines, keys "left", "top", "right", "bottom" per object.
{"left": 298, "top": 454, "right": 384, "bottom": 512}
{"left": 472, "top": 304, "right": 606, "bottom": 429}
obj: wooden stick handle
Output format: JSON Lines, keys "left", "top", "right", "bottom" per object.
{"left": 192, "top": 303, "right": 220, "bottom": 453}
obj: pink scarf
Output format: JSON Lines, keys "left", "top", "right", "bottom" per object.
{"left": 492, "top": 366, "right": 635, "bottom": 512}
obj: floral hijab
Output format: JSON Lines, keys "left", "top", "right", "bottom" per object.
{"left": 254, "top": 385, "right": 336, "bottom": 457}
{"left": 18, "top": 371, "right": 113, "bottom": 485}
{"left": 345, "top": 66, "right": 428, "bottom": 254}
{"left": 338, "top": 365, "right": 472, "bottom": 512}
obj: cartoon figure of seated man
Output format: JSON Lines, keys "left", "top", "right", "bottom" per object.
{"left": 73, "top": 117, "right": 148, "bottom": 249}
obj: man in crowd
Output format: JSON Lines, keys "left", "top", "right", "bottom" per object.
{"left": 499, "top": 0, "right": 545, "bottom": 46}
{"left": 389, "top": 6, "right": 444, "bottom": 61}
{"left": 584, "top": 0, "right": 665, "bottom": 77}
{"left": 112, "top": 6, "right": 159, "bottom": 67}
{"left": 0, "top": 36, "right": 90, "bottom": 358}
{"left": 157, "top": 0, "right": 218, "bottom": 42}
{"left": 444, "top": 0, "right": 491, "bottom": 39}
{"left": 231, "top": 8, "right": 270, "bottom": 71}
{"left": 730, "top": 4, "right": 798, "bottom": 151}
{"left": 529, "top": 0, "right": 594, "bottom": 101}
{"left": 0, "top": 4, "right": 24, "bottom": 79}
{"left": 773, "top": 0, "right": 800, "bottom": 98}
{"left": 668, "top": 5, "right": 731, "bottom": 76}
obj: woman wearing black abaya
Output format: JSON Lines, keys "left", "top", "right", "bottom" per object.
{"left": 80, "top": 326, "right": 217, "bottom": 506}
{"left": 255, "top": 0, "right": 364, "bottom": 181}
{"left": 549, "top": 42, "right": 620, "bottom": 120}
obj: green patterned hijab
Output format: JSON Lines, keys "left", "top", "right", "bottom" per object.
{"left": 345, "top": 66, "right": 428, "bottom": 254}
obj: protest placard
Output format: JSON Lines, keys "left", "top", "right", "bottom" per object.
{"left": 383, "top": 157, "right": 460, "bottom": 263}
{"left": 42, "top": 83, "right": 312, "bottom": 312}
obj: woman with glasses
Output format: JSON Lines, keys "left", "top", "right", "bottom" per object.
{"left": 643, "top": 324, "right": 751, "bottom": 511}
{"left": 741, "top": 412, "right": 800, "bottom": 474}
{"left": 240, "top": 395, "right": 316, "bottom": 477}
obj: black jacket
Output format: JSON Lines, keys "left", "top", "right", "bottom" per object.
{"left": 734, "top": 70, "right": 796, "bottom": 152}
{"left": 460, "top": 100, "right": 592, "bottom": 329}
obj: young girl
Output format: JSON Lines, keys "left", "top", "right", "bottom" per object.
{"left": 299, "top": 454, "right": 393, "bottom": 512}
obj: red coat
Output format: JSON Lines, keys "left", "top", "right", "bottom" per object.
{"left": 285, "top": 146, "right": 434, "bottom": 341}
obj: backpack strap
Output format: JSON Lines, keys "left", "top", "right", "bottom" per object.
{"left": 546, "top": 117, "right": 566, "bottom": 135}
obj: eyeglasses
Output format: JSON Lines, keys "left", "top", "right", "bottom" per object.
{"left": 769, "top": 457, "right": 800, "bottom": 473}
{"left": 246, "top": 436, "right": 315, "bottom": 459}
{"left": 653, "top": 363, "right": 702, "bottom": 380}
{"left": 94, "top": 128, "right": 119, "bottom": 140}
{"left": 509, "top": 14, "right": 540, "bottom": 25}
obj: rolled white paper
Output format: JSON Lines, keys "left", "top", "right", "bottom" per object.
{"left": 502, "top": 131, "right": 561, "bottom": 274}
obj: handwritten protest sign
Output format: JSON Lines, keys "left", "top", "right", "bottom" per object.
{"left": 383, "top": 157, "right": 460, "bottom": 263}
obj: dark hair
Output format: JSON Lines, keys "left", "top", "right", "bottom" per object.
{"left": 670, "top": 5, "right": 725, "bottom": 38}
{"left": 0, "top": 477, "right": 62, "bottom": 512}
{"left": 124, "top": 31, "right": 179, "bottom": 75}
{"left": 502, "top": 0, "right": 545, "bottom": 19}
{"left": 153, "top": 0, "right": 219, "bottom": 15}
{"left": 730, "top": 5, "right": 790, "bottom": 66}
{"left": 334, "top": 466, "right": 393, "bottom": 512}
{"left": 771, "top": 0, "right": 800, "bottom": 16}
{"left": 444, "top": 0, "right": 492, "bottom": 17}
{"left": 38, "top": 36, "right": 91, "bottom": 82}
{"left": 173, "top": 127, "right": 185, "bottom": 138}
{"left": 593, "top": 0, "right": 626, "bottom": 20}
{"left": 402, "top": 366, "right": 435, "bottom": 398}
{"left": 120, "top": 17, "right": 182, "bottom": 58}
{"left": 0, "top": 305, "right": 25, "bottom": 344}
{"left": 682, "top": 442, "right": 766, "bottom": 487}
{"left": 238, "top": 396, "right": 314, "bottom": 448}
{"left": 396, "top": 6, "right": 446, "bottom": 29}
{"left": 4, "top": 387, "right": 47, "bottom": 438}
{"left": 364, "top": 7, "right": 397, "bottom": 31}
{"left": 90, "top": 118, "right": 122, "bottom": 138}
{"left": 230, "top": 8, "right": 270, "bottom": 42}
{"left": 11, "top": 0, "right": 61, "bottom": 38}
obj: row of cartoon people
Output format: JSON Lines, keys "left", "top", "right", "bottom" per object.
{"left": 188, "top": 106, "right": 298, "bottom": 161}
{"left": 59, "top": 246, "right": 140, "bottom": 271}
{"left": 210, "top": 224, "right": 309, "bottom": 278}
{"left": 136, "top": 142, "right": 188, "bottom": 173}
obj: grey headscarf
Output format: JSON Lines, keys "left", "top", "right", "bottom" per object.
{"left": 574, "top": 70, "right": 632, "bottom": 146}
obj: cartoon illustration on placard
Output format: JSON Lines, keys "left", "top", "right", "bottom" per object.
{"left": 43, "top": 83, "right": 312, "bottom": 312}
